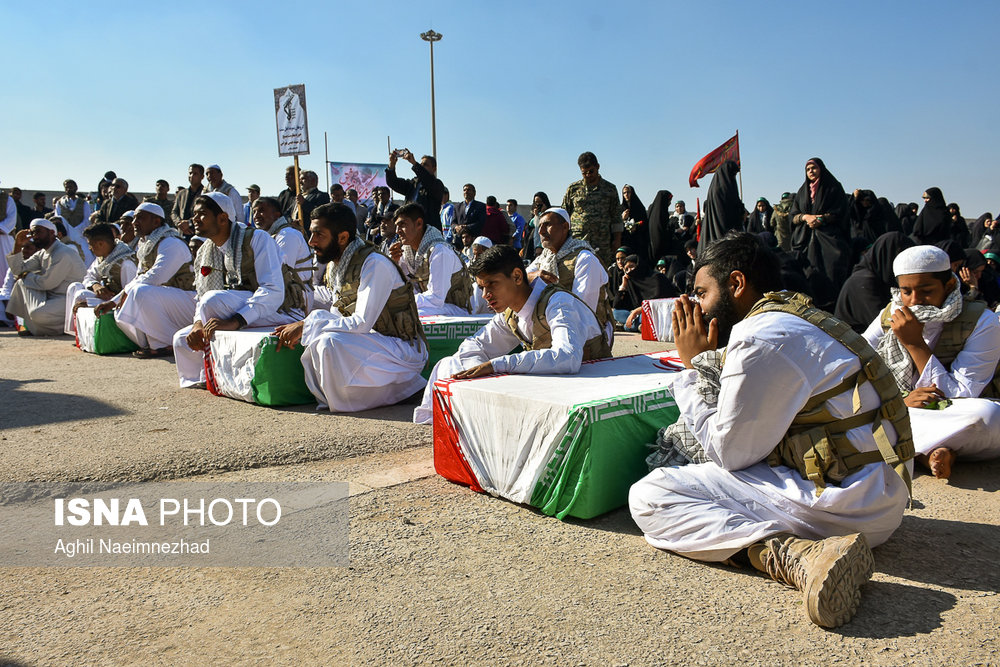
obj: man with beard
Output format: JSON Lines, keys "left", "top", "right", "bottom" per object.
{"left": 172, "top": 193, "right": 299, "bottom": 386}
{"left": 54, "top": 179, "right": 94, "bottom": 264}
{"left": 413, "top": 244, "right": 610, "bottom": 424}
{"left": 5, "top": 218, "right": 86, "bottom": 335}
{"left": 389, "top": 203, "right": 472, "bottom": 316}
{"left": 63, "top": 222, "right": 137, "bottom": 335}
{"left": 273, "top": 203, "right": 428, "bottom": 412}
{"left": 561, "top": 151, "right": 621, "bottom": 266}
{"left": 94, "top": 202, "right": 196, "bottom": 358}
{"left": 630, "top": 232, "right": 913, "bottom": 629}
{"left": 171, "top": 164, "right": 205, "bottom": 237}
{"left": 526, "top": 207, "right": 613, "bottom": 346}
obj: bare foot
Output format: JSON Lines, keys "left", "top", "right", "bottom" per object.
{"left": 928, "top": 447, "right": 956, "bottom": 480}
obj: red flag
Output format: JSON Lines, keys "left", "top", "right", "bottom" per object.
{"left": 689, "top": 133, "right": 740, "bottom": 187}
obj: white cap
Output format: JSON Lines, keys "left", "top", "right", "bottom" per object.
{"left": 542, "top": 207, "right": 570, "bottom": 225}
{"left": 29, "top": 218, "right": 57, "bottom": 233}
{"left": 121, "top": 210, "right": 135, "bottom": 219}
{"left": 893, "top": 245, "right": 951, "bottom": 277}
{"left": 472, "top": 236, "right": 493, "bottom": 248}
{"left": 205, "top": 191, "right": 236, "bottom": 221}
{"left": 135, "top": 202, "right": 164, "bottom": 219}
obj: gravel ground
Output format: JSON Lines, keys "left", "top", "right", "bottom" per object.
{"left": 0, "top": 329, "right": 997, "bottom": 665}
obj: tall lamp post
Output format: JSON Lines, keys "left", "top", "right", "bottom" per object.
{"left": 420, "top": 29, "right": 442, "bottom": 161}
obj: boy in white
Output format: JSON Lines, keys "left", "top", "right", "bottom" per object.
{"left": 414, "top": 244, "right": 610, "bottom": 424}
{"left": 63, "top": 222, "right": 136, "bottom": 334}
{"left": 862, "top": 244, "right": 1000, "bottom": 479}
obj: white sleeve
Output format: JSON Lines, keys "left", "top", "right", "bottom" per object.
{"left": 230, "top": 188, "right": 245, "bottom": 223}
{"left": 492, "top": 292, "right": 593, "bottom": 375}
{"left": 276, "top": 228, "right": 313, "bottom": 282}
{"left": 236, "top": 230, "right": 285, "bottom": 326}
{"left": 667, "top": 334, "right": 815, "bottom": 472}
{"left": 571, "top": 250, "right": 608, "bottom": 312}
{"left": 0, "top": 198, "right": 15, "bottom": 234}
{"left": 82, "top": 259, "right": 102, "bottom": 286}
{"left": 861, "top": 312, "right": 886, "bottom": 350}
{"left": 414, "top": 244, "right": 461, "bottom": 311}
{"left": 451, "top": 314, "right": 522, "bottom": 366}
{"left": 301, "top": 253, "right": 398, "bottom": 341}
{"left": 129, "top": 236, "right": 191, "bottom": 288}
{"left": 916, "top": 310, "right": 1000, "bottom": 398}
{"left": 119, "top": 259, "right": 137, "bottom": 288}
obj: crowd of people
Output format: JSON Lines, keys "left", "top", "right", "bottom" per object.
{"left": 2, "top": 150, "right": 998, "bottom": 631}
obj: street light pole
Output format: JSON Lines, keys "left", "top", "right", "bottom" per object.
{"left": 420, "top": 29, "right": 442, "bottom": 162}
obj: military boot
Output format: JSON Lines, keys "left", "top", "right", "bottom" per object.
{"left": 761, "top": 532, "right": 874, "bottom": 628}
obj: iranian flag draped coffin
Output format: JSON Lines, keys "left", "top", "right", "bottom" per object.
{"left": 420, "top": 314, "right": 493, "bottom": 378}
{"left": 206, "top": 328, "right": 315, "bottom": 406}
{"left": 74, "top": 307, "right": 139, "bottom": 355}
{"left": 433, "top": 352, "right": 683, "bottom": 520}
{"left": 640, "top": 298, "right": 679, "bottom": 342}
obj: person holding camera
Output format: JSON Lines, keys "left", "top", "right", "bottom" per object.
{"left": 385, "top": 148, "right": 445, "bottom": 231}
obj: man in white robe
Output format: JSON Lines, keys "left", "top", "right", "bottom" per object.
{"left": 173, "top": 192, "right": 298, "bottom": 387}
{"left": 389, "top": 203, "right": 471, "bottom": 316}
{"left": 413, "top": 244, "right": 610, "bottom": 424}
{"left": 0, "top": 181, "right": 17, "bottom": 282}
{"left": 63, "top": 223, "right": 136, "bottom": 334}
{"left": 5, "top": 218, "right": 86, "bottom": 335}
{"left": 251, "top": 196, "right": 313, "bottom": 311}
{"left": 629, "top": 232, "right": 912, "bottom": 628}
{"left": 94, "top": 202, "right": 196, "bottom": 357}
{"left": 862, "top": 244, "right": 1000, "bottom": 479}
{"left": 274, "top": 203, "right": 427, "bottom": 412}
{"left": 54, "top": 179, "right": 94, "bottom": 265}
{"left": 526, "top": 207, "right": 613, "bottom": 345}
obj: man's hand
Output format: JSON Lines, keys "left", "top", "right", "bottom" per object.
{"left": 890, "top": 305, "right": 926, "bottom": 348}
{"left": 537, "top": 270, "right": 558, "bottom": 285}
{"left": 273, "top": 321, "right": 304, "bottom": 350}
{"left": 625, "top": 306, "right": 642, "bottom": 330}
{"left": 296, "top": 193, "right": 305, "bottom": 207}
{"left": 178, "top": 220, "right": 193, "bottom": 236}
{"left": 400, "top": 149, "right": 416, "bottom": 165}
{"left": 72, "top": 299, "right": 89, "bottom": 314}
{"left": 93, "top": 285, "right": 115, "bottom": 301}
{"left": 904, "top": 385, "right": 944, "bottom": 408}
{"left": 452, "top": 361, "right": 495, "bottom": 380}
{"left": 959, "top": 266, "right": 979, "bottom": 290}
{"left": 671, "top": 294, "right": 718, "bottom": 368}
{"left": 389, "top": 240, "right": 403, "bottom": 263}
{"left": 202, "top": 316, "right": 241, "bottom": 343}
{"left": 186, "top": 322, "right": 207, "bottom": 351}
{"left": 388, "top": 150, "right": 399, "bottom": 169}
{"left": 93, "top": 294, "right": 123, "bottom": 316}
{"left": 13, "top": 229, "right": 31, "bottom": 254}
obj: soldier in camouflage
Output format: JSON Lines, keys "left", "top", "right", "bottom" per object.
{"left": 561, "top": 152, "right": 621, "bottom": 266}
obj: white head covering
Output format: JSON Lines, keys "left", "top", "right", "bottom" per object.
{"left": 542, "top": 207, "right": 571, "bottom": 225}
{"left": 30, "top": 218, "right": 57, "bottom": 233}
{"left": 121, "top": 210, "right": 135, "bottom": 219}
{"left": 472, "top": 236, "right": 493, "bottom": 248}
{"left": 205, "top": 191, "right": 236, "bottom": 221}
{"left": 893, "top": 245, "right": 951, "bottom": 277}
{"left": 135, "top": 202, "right": 164, "bottom": 219}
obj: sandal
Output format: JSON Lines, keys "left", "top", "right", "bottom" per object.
{"left": 132, "top": 346, "right": 174, "bottom": 359}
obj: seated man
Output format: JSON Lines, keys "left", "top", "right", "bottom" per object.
{"left": 862, "top": 245, "right": 1000, "bottom": 479}
{"left": 630, "top": 232, "right": 912, "bottom": 628}
{"left": 413, "top": 244, "right": 611, "bottom": 424}
{"left": 173, "top": 193, "right": 302, "bottom": 387}
{"left": 273, "top": 203, "right": 428, "bottom": 412}
{"left": 63, "top": 223, "right": 137, "bottom": 335}
{"left": 389, "top": 203, "right": 472, "bottom": 316}
{"left": 5, "top": 218, "right": 86, "bottom": 335}
{"left": 527, "top": 207, "right": 613, "bottom": 345}
{"left": 95, "top": 202, "right": 196, "bottom": 358}
{"left": 251, "top": 196, "right": 314, "bottom": 311}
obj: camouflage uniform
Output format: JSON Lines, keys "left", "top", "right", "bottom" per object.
{"left": 772, "top": 196, "right": 794, "bottom": 251}
{"left": 561, "top": 177, "right": 620, "bottom": 266}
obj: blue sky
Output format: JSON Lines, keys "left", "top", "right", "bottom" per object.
{"left": 4, "top": 0, "right": 998, "bottom": 217}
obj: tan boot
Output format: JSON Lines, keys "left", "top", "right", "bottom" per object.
{"left": 761, "top": 533, "right": 874, "bottom": 628}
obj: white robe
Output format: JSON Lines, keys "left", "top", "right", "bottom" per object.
{"left": 401, "top": 243, "right": 469, "bottom": 317}
{"left": 54, "top": 197, "right": 95, "bottom": 265}
{"left": 174, "top": 230, "right": 299, "bottom": 387}
{"left": 413, "top": 279, "right": 603, "bottom": 424}
{"left": 629, "top": 311, "right": 910, "bottom": 562}
{"left": 114, "top": 233, "right": 196, "bottom": 350}
{"left": 5, "top": 241, "right": 87, "bottom": 335}
{"left": 527, "top": 247, "right": 613, "bottom": 343}
{"left": 862, "top": 307, "right": 1000, "bottom": 459}
{"left": 272, "top": 223, "right": 314, "bottom": 311}
{"left": 300, "top": 252, "right": 428, "bottom": 412}
{"left": 0, "top": 196, "right": 16, "bottom": 282}
{"left": 63, "top": 258, "right": 137, "bottom": 334}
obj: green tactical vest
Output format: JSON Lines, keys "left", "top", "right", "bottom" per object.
{"left": 554, "top": 247, "right": 614, "bottom": 336}
{"left": 411, "top": 241, "right": 473, "bottom": 312}
{"left": 96, "top": 260, "right": 127, "bottom": 294}
{"left": 214, "top": 230, "right": 308, "bottom": 315}
{"left": 743, "top": 291, "right": 914, "bottom": 496}
{"left": 139, "top": 232, "right": 195, "bottom": 291}
{"left": 59, "top": 197, "right": 87, "bottom": 229}
{"left": 327, "top": 244, "right": 425, "bottom": 344}
{"left": 502, "top": 284, "right": 612, "bottom": 362}
{"left": 879, "top": 296, "right": 1000, "bottom": 399}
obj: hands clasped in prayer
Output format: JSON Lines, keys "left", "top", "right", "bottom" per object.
{"left": 671, "top": 294, "right": 719, "bottom": 369}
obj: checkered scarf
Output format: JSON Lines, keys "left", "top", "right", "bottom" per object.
{"left": 535, "top": 237, "right": 594, "bottom": 278}
{"left": 645, "top": 349, "right": 723, "bottom": 470}
{"left": 136, "top": 224, "right": 183, "bottom": 270}
{"left": 876, "top": 280, "right": 963, "bottom": 391}
{"left": 94, "top": 241, "right": 135, "bottom": 285}
{"left": 194, "top": 223, "right": 248, "bottom": 297}
{"left": 327, "top": 238, "right": 366, "bottom": 296}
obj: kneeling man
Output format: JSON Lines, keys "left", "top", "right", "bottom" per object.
{"left": 413, "top": 244, "right": 611, "bottom": 424}
{"left": 863, "top": 245, "right": 1000, "bottom": 479}
{"left": 629, "top": 232, "right": 912, "bottom": 628}
{"left": 174, "top": 193, "right": 301, "bottom": 387}
{"left": 274, "top": 203, "right": 428, "bottom": 412}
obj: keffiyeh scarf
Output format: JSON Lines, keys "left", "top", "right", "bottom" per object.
{"left": 94, "top": 241, "right": 135, "bottom": 284}
{"left": 194, "top": 223, "right": 248, "bottom": 297}
{"left": 535, "top": 237, "right": 594, "bottom": 278}
{"left": 136, "top": 224, "right": 183, "bottom": 271}
{"left": 327, "top": 238, "right": 367, "bottom": 297}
